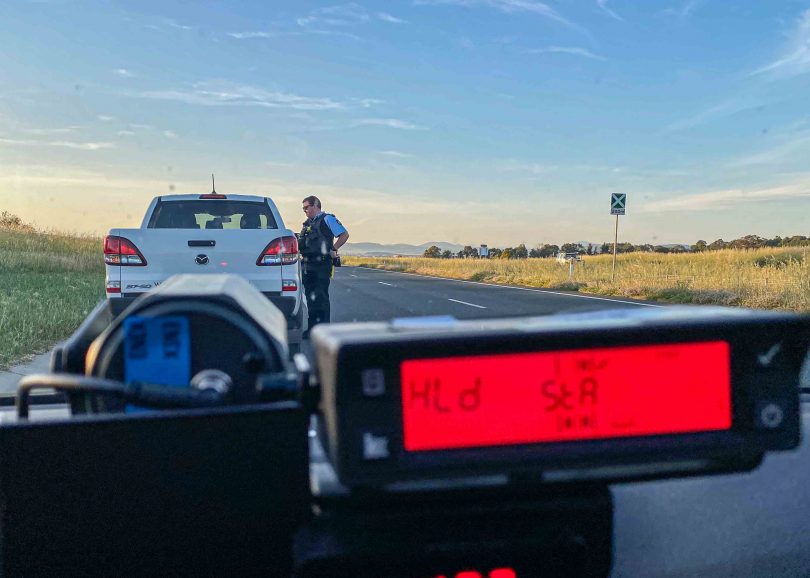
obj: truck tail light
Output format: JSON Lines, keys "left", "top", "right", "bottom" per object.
{"left": 257, "top": 236, "right": 298, "bottom": 266}
{"left": 106, "top": 280, "right": 121, "bottom": 294}
{"left": 104, "top": 235, "right": 147, "bottom": 266}
{"left": 282, "top": 279, "right": 298, "bottom": 292}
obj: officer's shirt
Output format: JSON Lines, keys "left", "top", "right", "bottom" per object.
{"left": 320, "top": 213, "right": 347, "bottom": 237}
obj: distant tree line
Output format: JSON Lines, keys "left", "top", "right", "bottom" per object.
{"left": 422, "top": 235, "right": 810, "bottom": 259}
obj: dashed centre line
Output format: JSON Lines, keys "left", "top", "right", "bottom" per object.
{"left": 378, "top": 281, "right": 394, "bottom": 286}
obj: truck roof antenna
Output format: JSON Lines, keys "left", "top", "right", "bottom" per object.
{"left": 211, "top": 173, "right": 216, "bottom": 194}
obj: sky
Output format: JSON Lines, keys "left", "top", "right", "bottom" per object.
{"left": 1, "top": 0, "right": 810, "bottom": 247}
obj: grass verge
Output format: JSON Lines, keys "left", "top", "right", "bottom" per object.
{"left": 0, "top": 227, "right": 104, "bottom": 370}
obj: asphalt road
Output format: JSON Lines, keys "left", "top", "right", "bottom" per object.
{"left": 330, "top": 265, "right": 658, "bottom": 324}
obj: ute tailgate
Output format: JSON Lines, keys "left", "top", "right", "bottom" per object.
{"left": 111, "top": 229, "right": 286, "bottom": 295}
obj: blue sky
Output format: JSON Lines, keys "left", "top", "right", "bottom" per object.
{"left": 1, "top": 0, "right": 810, "bottom": 246}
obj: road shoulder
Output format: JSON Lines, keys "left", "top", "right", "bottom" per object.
{"left": 0, "top": 352, "right": 52, "bottom": 394}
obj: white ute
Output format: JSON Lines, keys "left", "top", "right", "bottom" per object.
{"left": 103, "top": 192, "right": 304, "bottom": 347}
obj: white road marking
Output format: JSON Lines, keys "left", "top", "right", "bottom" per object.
{"left": 378, "top": 281, "right": 394, "bottom": 286}
{"left": 350, "top": 274, "right": 357, "bottom": 277}
{"left": 360, "top": 267, "right": 661, "bottom": 307}
{"left": 448, "top": 298, "right": 487, "bottom": 309}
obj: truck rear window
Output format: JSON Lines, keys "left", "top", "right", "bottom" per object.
{"left": 148, "top": 201, "right": 278, "bottom": 230}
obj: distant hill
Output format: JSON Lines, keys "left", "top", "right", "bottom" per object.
{"left": 343, "top": 241, "right": 465, "bottom": 256}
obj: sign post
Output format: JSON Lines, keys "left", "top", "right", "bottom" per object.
{"left": 610, "top": 193, "right": 626, "bottom": 282}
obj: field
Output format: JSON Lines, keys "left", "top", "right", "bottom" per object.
{"left": 345, "top": 248, "right": 810, "bottom": 312}
{"left": 0, "top": 226, "right": 104, "bottom": 370}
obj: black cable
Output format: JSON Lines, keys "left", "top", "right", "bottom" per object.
{"left": 17, "top": 374, "right": 125, "bottom": 419}
{"left": 16, "top": 374, "right": 226, "bottom": 419}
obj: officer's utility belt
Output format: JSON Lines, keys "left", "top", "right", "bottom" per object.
{"left": 301, "top": 255, "right": 331, "bottom": 264}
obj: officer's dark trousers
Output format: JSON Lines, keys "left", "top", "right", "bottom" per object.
{"left": 302, "top": 262, "right": 332, "bottom": 329}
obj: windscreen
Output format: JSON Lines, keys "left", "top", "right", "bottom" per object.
{"left": 148, "top": 201, "right": 278, "bottom": 230}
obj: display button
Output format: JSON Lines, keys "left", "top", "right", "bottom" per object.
{"left": 756, "top": 401, "right": 785, "bottom": 430}
{"left": 362, "top": 368, "right": 386, "bottom": 397}
{"left": 755, "top": 342, "right": 783, "bottom": 369}
{"left": 362, "top": 432, "right": 391, "bottom": 460}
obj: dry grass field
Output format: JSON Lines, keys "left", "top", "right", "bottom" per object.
{"left": 346, "top": 248, "right": 810, "bottom": 312}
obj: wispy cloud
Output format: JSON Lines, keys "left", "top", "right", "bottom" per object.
{"left": 415, "top": 0, "right": 578, "bottom": 29}
{"left": 727, "top": 133, "right": 810, "bottom": 167}
{"left": 228, "top": 31, "right": 283, "bottom": 39}
{"left": 751, "top": 9, "right": 810, "bottom": 79}
{"left": 97, "top": 115, "right": 115, "bottom": 122}
{"left": 135, "top": 82, "right": 346, "bottom": 111}
{"left": 230, "top": 4, "right": 397, "bottom": 41}
{"left": 379, "top": 150, "right": 413, "bottom": 158}
{"left": 596, "top": 0, "right": 623, "bottom": 21}
{"left": 457, "top": 37, "right": 476, "bottom": 49}
{"left": 297, "top": 3, "right": 370, "bottom": 28}
{"left": 163, "top": 130, "right": 178, "bottom": 138}
{"left": 23, "top": 126, "right": 82, "bottom": 135}
{"left": 528, "top": 46, "right": 606, "bottom": 60}
{"left": 0, "top": 137, "right": 114, "bottom": 151}
{"left": 662, "top": 0, "right": 700, "bottom": 19}
{"left": 39, "top": 140, "right": 113, "bottom": 151}
{"left": 496, "top": 159, "right": 553, "bottom": 174}
{"left": 681, "top": 0, "right": 699, "bottom": 17}
{"left": 117, "top": 130, "right": 136, "bottom": 136}
{"left": 662, "top": 99, "right": 765, "bottom": 133}
{"left": 378, "top": 12, "right": 408, "bottom": 24}
{"left": 496, "top": 159, "right": 689, "bottom": 179}
{"left": 128, "top": 123, "right": 153, "bottom": 130}
{"left": 352, "top": 118, "right": 426, "bottom": 130}
{"left": 143, "top": 19, "right": 194, "bottom": 33}
{"left": 166, "top": 19, "right": 192, "bottom": 31}
{"left": 640, "top": 182, "right": 810, "bottom": 212}
{"left": 228, "top": 27, "right": 362, "bottom": 42}
{"left": 114, "top": 68, "right": 135, "bottom": 78}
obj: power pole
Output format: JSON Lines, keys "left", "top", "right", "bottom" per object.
{"left": 612, "top": 214, "right": 619, "bottom": 282}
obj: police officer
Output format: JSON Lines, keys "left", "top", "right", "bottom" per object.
{"left": 299, "top": 195, "right": 349, "bottom": 336}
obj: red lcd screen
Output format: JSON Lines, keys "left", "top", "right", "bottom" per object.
{"left": 401, "top": 341, "right": 731, "bottom": 452}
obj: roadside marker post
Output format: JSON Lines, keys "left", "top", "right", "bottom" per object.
{"left": 610, "top": 193, "right": 626, "bottom": 282}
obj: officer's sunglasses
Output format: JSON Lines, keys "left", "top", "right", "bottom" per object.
{"left": 302, "top": 204, "right": 313, "bottom": 211}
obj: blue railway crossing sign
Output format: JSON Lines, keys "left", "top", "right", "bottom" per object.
{"left": 611, "top": 193, "right": 626, "bottom": 215}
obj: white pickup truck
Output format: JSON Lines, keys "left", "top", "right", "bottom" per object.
{"left": 103, "top": 193, "right": 304, "bottom": 345}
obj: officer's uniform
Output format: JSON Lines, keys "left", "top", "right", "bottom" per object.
{"left": 299, "top": 212, "right": 347, "bottom": 331}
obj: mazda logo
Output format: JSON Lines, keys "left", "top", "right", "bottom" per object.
{"left": 195, "top": 254, "right": 209, "bottom": 265}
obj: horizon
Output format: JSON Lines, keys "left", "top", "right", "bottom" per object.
{"left": 4, "top": 209, "right": 802, "bottom": 252}
{"left": 1, "top": 1, "right": 809, "bottom": 245}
